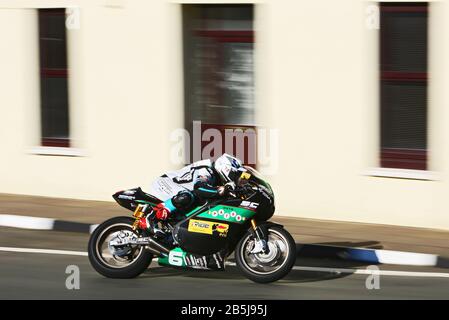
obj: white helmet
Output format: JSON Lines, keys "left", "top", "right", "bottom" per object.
{"left": 213, "top": 153, "right": 242, "bottom": 183}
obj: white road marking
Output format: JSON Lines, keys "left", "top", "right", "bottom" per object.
{"left": 0, "top": 246, "right": 87, "bottom": 256}
{"left": 1, "top": 247, "right": 448, "bottom": 279}
{"left": 225, "top": 262, "right": 449, "bottom": 278}
{"left": 291, "top": 265, "right": 449, "bottom": 278}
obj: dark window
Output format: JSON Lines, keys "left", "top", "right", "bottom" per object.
{"left": 183, "top": 4, "right": 256, "bottom": 165}
{"left": 38, "top": 9, "right": 70, "bottom": 147}
{"left": 380, "top": 3, "right": 428, "bottom": 170}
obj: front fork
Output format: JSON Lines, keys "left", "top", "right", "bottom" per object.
{"left": 250, "top": 219, "right": 270, "bottom": 254}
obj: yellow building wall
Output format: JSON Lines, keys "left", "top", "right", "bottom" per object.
{"left": 0, "top": 0, "right": 184, "bottom": 200}
{"left": 0, "top": 0, "right": 448, "bottom": 230}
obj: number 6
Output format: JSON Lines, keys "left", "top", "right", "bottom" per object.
{"left": 168, "top": 250, "right": 184, "bottom": 266}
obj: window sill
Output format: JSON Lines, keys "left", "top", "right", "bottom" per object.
{"left": 29, "top": 146, "right": 84, "bottom": 157}
{"left": 363, "top": 167, "right": 438, "bottom": 181}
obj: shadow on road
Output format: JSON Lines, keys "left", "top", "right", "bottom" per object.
{"left": 140, "top": 265, "right": 353, "bottom": 284}
{"left": 138, "top": 241, "right": 378, "bottom": 284}
{"left": 309, "top": 241, "right": 383, "bottom": 249}
{"left": 297, "top": 241, "right": 382, "bottom": 258}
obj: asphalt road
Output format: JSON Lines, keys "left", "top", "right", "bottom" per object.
{"left": 1, "top": 227, "right": 448, "bottom": 300}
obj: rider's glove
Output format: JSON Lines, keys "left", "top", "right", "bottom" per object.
{"left": 224, "top": 181, "right": 236, "bottom": 191}
{"left": 218, "top": 182, "right": 236, "bottom": 197}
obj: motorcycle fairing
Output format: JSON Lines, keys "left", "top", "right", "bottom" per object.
{"left": 173, "top": 198, "right": 254, "bottom": 256}
{"left": 158, "top": 247, "right": 226, "bottom": 270}
{"left": 113, "top": 187, "right": 162, "bottom": 211}
{"left": 196, "top": 204, "right": 257, "bottom": 224}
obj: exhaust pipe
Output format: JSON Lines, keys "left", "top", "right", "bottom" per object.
{"left": 146, "top": 237, "right": 170, "bottom": 255}
{"left": 128, "top": 236, "right": 171, "bottom": 255}
{"left": 146, "top": 247, "right": 163, "bottom": 256}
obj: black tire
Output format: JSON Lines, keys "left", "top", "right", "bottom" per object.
{"left": 88, "top": 216, "right": 153, "bottom": 279}
{"left": 235, "top": 225, "right": 296, "bottom": 283}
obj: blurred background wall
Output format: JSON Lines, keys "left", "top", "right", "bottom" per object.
{"left": 1, "top": 0, "right": 448, "bottom": 230}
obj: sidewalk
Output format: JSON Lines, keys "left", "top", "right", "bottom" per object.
{"left": 1, "top": 193, "right": 449, "bottom": 258}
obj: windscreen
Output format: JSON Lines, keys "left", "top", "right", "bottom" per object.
{"left": 242, "top": 166, "right": 274, "bottom": 196}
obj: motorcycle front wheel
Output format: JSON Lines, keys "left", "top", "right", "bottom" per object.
{"left": 235, "top": 225, "right": 296, "bottom": 283}
{"left": 88, "top": 216, "right": 153, "bottom": 278}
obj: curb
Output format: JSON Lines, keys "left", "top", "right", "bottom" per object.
{"left": 297, "top": 243, "right": 449, "bottom": 268}
{"left": 0, "top": 214, "right": 98, "bottom": 234}
{"left": 1, "top": 214, "right": 448, "bottom": 268}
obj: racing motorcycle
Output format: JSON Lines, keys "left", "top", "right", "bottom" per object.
{"left": 88, "top": 166, "right": 296, "bottom": 283}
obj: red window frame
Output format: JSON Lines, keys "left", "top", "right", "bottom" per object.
{"left": 39, "top": 8, "right": 70, "bottom": 148}
{"left": 380, "top": 3, "right": 428, "bottom": 170}
{"left": 194, "top": 30, "right": 254, "bottom": 43}
{"left": 195, "top": 30, "right": 256, "bottom": 167}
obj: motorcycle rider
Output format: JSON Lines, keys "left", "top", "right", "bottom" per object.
{"left": 149, "top": 153, "right": 244, "bottom": 221}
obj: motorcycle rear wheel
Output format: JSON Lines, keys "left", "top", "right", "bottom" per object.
{"left": 88, "top": 216, "right": 153, "bottom": 278}
{"left": 235, "top": 225, "right": 296, "bottom": 283}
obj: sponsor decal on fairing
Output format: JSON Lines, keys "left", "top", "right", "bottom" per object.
{"left": 188, "top": 219, "right": 229, "bottom": 238}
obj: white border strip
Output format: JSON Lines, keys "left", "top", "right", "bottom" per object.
{"left": 0, "top": 214, "right": 99, "bottom": 234}
{"left": 0, "top": 215, "right": 54, "bottom": 230}
{"left": 89, "top": 224, "right": 99, "bottom": 234}
{"left": 375, "top": 250, "right": 438, "bottom": 266}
